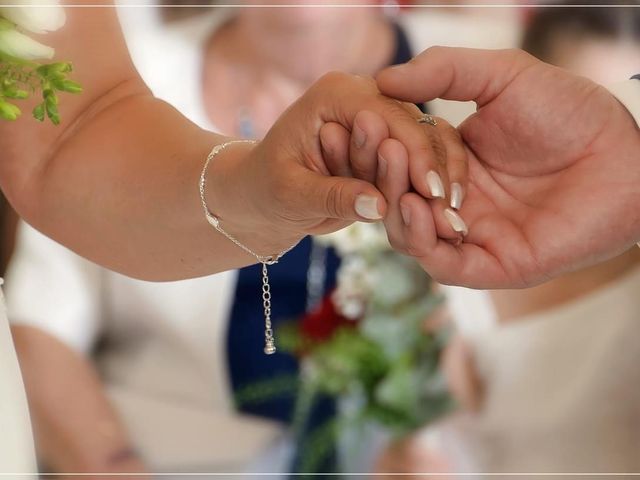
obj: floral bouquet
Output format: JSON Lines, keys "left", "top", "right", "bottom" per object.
{"left": 0, "top": 0, "right": 81, "bottom": 123}
{"left": 240, "top": 223, "right": 453, "bottom": 473}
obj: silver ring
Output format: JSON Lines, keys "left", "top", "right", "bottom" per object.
{"left": 417, "top": 113, "right": 438, "bottom": 126}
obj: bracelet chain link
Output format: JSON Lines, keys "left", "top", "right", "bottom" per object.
{"left": 199, "top": 139, "right": 297, "bottom": 355}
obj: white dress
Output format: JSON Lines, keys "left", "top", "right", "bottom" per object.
{"left": 430, "top": 266, "right": 640, "bottom": 474}
{"left": 0, "top": 283, "right": 36, "bottom": 476}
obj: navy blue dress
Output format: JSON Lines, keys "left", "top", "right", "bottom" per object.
{"left": 226, "top": 22, "right": 420, "bottom": 475}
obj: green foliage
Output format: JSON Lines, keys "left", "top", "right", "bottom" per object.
{"left": 0, "top": 52, "right": 82, "bottom": 125}
{"left": 234, "top": 373, "right": 300, "bottom": 408}
{"left": 238, "top": 243, "right": 454, "bottom": 473}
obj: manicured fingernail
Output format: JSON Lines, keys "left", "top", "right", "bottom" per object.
{"left": 444, "top": 208, "right": 468, "bottom": 236}
{"left": 426, "top": 171, "right": 445, "bottom": 198}
{"left": 378, "top": 153, "right": 388, "bottom": 179}
{"left": 353, "top": 125, "right": 366, "bottom": 149}
{"left": 401, "top": 203, "right": 411, "bottom": 226}
{"left": 450, "top": 182, "right": 464, "bottom": 210}
{"left": 355, "top": 194, "right": 382, "bottom": 220}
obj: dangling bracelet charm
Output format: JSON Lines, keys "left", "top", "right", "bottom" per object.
{"left": 199, "top": 139, "right": 298, "bottom": 355}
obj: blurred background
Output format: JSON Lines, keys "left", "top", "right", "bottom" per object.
{"left": 2, "top": 0, "right": 640, "bottom": 478}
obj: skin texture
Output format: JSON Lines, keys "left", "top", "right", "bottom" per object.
{"left": 489, "top": 39, "right": 640, "bottom": 320}
{"left": 0, "top": 1, "right": 466, "bottom": 282}
{"left": 374, "top": 47, "right": 640, "bottom": 288}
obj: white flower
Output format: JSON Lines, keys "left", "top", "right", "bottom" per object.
{"left": 0, "top": 0, "right": 65, "bottom": 34}
{"left": 332, "top": 256, "right": 377, "bottom": 319}
{"left": 0, "top": 26, "right": 53, "bottom": 59}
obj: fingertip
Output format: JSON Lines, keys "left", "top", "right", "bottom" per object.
{"left": 375, "top": 63, "right": 414, "bottom": 100}
{"left": 354, "top": 189, "right": 387, "bottom": 222}
{"left": 399, "top": 192, "right": 438, "bottom": 252}
{"left": 378, "top": 137, "right": 408, "bottom": 165}
{"left": 353, "top": 110, "right": 389, "bottom": 148}
{"left": 450, "top": 182, "right": 465, "bottom": 210}
{"left": 320, "top": 121, "right": 351, "bottom": 176}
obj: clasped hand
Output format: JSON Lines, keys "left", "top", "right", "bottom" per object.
{"left": 218, "top": 47, "right": 640, "bottom": 290}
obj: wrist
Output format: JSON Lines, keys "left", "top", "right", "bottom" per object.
{"left": 204, "top": 140, "right": 303, "bottom": 256}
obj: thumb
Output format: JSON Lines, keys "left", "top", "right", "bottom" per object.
{"left": 376, "top": 46, "right": 538, "bottom": 107}
{"left": 293, "top": 169, "right": 387, "bottom": 223}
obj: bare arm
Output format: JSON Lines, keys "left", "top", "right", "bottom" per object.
{"left": 0, "top": 3, "right": 251, "bottom": 279}
{"left": 12, "top": 325, "right": 146, "bottom": 475}
{"left": 0, "top": 1, "right": 447, "bottom": 281}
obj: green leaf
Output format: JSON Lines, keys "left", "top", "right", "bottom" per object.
{"left": 56, "top": 80, "right": 82, "bottom": 94}
{"left": 3, "top": 85, "right": 29, "bottom": 100}
{"left": 45, "top": 102, "right": 60, "bottom": 125}
{"left": 32, "top": 103, "right": 45, "bottom": 122}
{"left": 49, "top": 62, "right": 73, "bottom": 75}
{"left": 0, "top": 100, "right": 21, "bottom": 121}
{"left": 44, "top": 89, "right": 58, "bottom": 106}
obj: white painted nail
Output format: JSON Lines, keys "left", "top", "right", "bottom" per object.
{"left": 355, "top": 194, "right": 382, "bottom": 220}
{"left": 450, "top": 182, "right": 464, "bottom": 210}
{"left": 426, "top": 170, "right": 445, "bottom": 198}
{"left": 444, "top": 208, "right": 468, "bottom": 235}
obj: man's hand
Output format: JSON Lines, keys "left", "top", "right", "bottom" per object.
{"left": 377, "top": 47, "right": 640, "bottom": 288}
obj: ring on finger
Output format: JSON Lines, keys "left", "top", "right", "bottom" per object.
{"left": 417, "top": 113, "right": 438, "bottom": 126}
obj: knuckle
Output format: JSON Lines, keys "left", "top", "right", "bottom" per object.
{"left": 505, "top": 48, "right": 535, "bottom": 66}
{"left": 317, "top": 71, "right": 365, "bottom": 90}
{"left": 324, "top": 181, "right": 346, "bottom": 218}
{"left": 350, "top": 166, "right": 369, "bottom": 181}
{"left": 404, "top": 237, "right": 426, "bottom": 258}
{"left": 423, "top": 45, "right": 446, "bottom": 59}
{"left": 430, "top": 136, "right": 447, "bottom": 167}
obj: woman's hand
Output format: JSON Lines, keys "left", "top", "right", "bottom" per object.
{"left": 376, "top": 47, "right": 640, "bottom": 288}
{"left": 205, "top": 73, "right": 467, "bottom": 257}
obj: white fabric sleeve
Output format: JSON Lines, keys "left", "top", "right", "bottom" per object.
{"left": 4, "top": 222, "right": 104, "bottom": 355}
{"left": 608, "top": 79, "right": 640, "bottom": 128}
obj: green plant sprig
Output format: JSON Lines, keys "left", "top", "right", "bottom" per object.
{"left": 0, "top": 51, "right": 82, "bottom": 124}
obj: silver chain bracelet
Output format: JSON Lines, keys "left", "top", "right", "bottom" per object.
{"left": 199, "top": 139, "right": 298, "bottom": 355}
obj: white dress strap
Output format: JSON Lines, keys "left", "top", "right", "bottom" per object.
{"left": 0, "top": 284, "right": 37, "bottom": 477}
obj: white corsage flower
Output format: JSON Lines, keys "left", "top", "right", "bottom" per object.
{"left": 0, "top": 21, "right": 53, "bottom": 59}
{"left": 0, "top": 0, "right": 65, "bottom": 34}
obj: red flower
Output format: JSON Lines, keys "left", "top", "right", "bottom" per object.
{"left": 300, "top": 292, "right": 356, "bottom": 343}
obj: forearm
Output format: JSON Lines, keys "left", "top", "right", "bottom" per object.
{"left": 12, "top": 325, "right": 145, "bottom": 473}
{"left": 20, "top": 90, "right": 272, "bottom": 280}
{"left": 0, "top": 2, "right": 292, "bottom": 280}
